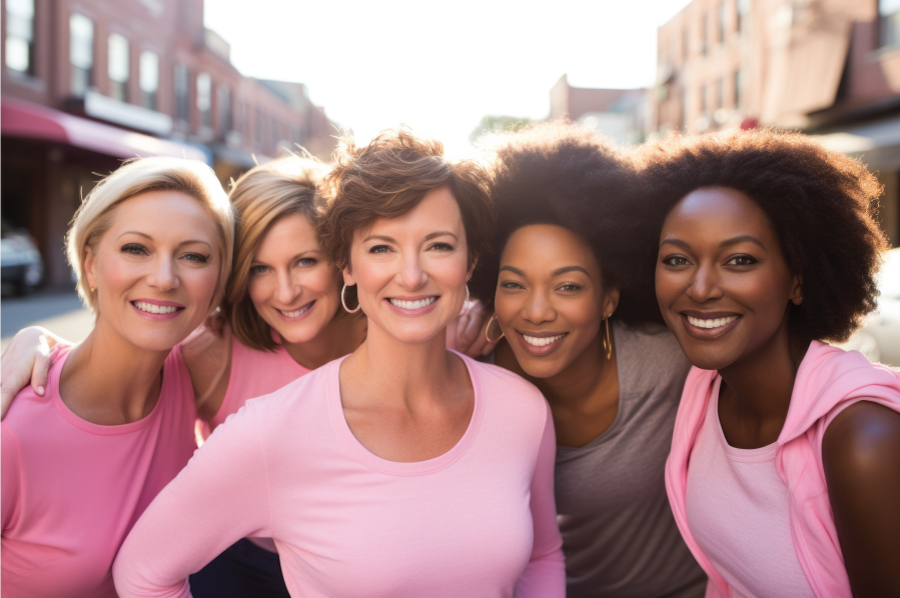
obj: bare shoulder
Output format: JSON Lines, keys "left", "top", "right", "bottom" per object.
{"left": 823, "top": 401, "right": 900, "bottom": 478}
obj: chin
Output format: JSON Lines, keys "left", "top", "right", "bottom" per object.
{"left": 517, "top": 354, "right": 565, "bottom": 379}
{"left": 679, "top": 344, "right": 737, "bottom": 371}
{"left": 126, "top": 331, "right": 187, "bottom": 353}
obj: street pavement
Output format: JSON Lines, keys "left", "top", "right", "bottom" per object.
{"left": 1, "top": 291, "right": 94, "bottom": 352}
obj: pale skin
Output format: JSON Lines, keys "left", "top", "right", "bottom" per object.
{"left": 656, "top": 187, "right": 900, "bottom": 597}
{"left": 338, "top": 186, "right": 475, "bottom": 462}
{"left": 58, "top": 191, "right": 221, "bottom": 425}
{"left": 491, "top": 224, "right": 620, "bottom": 448}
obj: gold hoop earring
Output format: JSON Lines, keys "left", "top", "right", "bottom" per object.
{"left": 341, "top": 284, "right": 361, "bottom": 314}
{"left": 484, "top": 314, "right": 505, "bottom": 344}
{"left": 602, "top": 315, "right": 613, "bottom": 360}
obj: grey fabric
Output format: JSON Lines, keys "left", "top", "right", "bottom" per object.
{"left": 556, "top": 321, "right": 707, "bottom": 598}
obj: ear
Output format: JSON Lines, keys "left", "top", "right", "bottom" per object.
{"left": 603, "top": 285, "right": 621, "bottom": 318}
{"left": 466, "top": 255, "right": 479, "bottom": 281}
{"left": 789, "top": 272, "right": 803, "bottom": 305}
{"left": 83, "top": 245, "right": 97, "bottom": 291}
{"left": 342, "top": 263, "right": 355, "bottom": 287}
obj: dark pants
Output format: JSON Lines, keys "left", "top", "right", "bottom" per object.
{"left": 189, "top": 538, "right": 291, "bottom": 598}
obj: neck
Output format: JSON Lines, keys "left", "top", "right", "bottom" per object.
{"left": 281, "top": 313, "right": 366, "bottom": 370}
{"left": 61, "top": 318, "right": 171, "bottom": 424}
{"left": 718, "top": 315, "right": 809, "bottom": 423}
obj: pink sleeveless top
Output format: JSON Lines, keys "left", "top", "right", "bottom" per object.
{"left": 2, "top": 344, "right": 197, "bottom": 598}
{"left": 197, "top": 335, "right": 310, "bottom": 440}
{"left": 686, "top": 377, "right": 815, "bottom": 598}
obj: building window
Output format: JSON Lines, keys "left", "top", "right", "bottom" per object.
{"left": 174, "top": 62, "right": 190, "bottom": 123}
{"left": 6, "top": 0, "right": 35, "bottom": 75}
{"left": 139, "top": 51, "right": 159, "bottom": 110}
{"left": 734, "top": 69, "right": 743, "bottom": 110}
{"left": 197, "top": 73, "right": 212, "bottom": 129}
{"left": 881, "top": 0, "right": 900, "bottom": 47}
{"left": 683, "top": 26, "right": 690, "bottom": 60}
{"left": 700, "top": 12, "right": 708, "bottom": 54}
{"left": 70, "top": 13, "right": 94, "bottom": 97}
{"left": 737, "top": 0, "right": 750, "bottom": 33}
{"left": 718, "top": 2, "right": 726, "bottom": 42}
{"left": 218, "top": 85, "right": 231, "bottom": 133}
{"left": 108, "top": 34, "right": 129, "bottom": 102}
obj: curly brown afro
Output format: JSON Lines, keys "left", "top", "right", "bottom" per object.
{"left": 636, "top": 128, "right": 890, "bottom": 343}
{"left": 469, "top": 121, "right": 663, "bottom": 326}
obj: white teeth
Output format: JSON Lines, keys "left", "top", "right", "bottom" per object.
{"left": 279, "top": 304, "right": 312, "bottom": 318}
{"left": 686, "top": 315, "right": 739, "bottom": 329}
{"left": 135, "top": 301, "right": 178, "bottom": 314}
{"left": 389, "top": 297, "right": 437, "bottom": 310}
{"left": 522, "top": 333, "right": 565, "bottom": 347}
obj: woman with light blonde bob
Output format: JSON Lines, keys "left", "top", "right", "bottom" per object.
{"left": 1, "top": 156, "right": 233, "bottom": 598}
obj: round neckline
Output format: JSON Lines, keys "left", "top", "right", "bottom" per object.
{"left": 52, "top": 344, "right": 170, "bottom": 435}
{"left": 712, "top": 376, "right": 778, "bottom": 462}
{"left": 327, "top": 351, "right": 484, "bottom": 476}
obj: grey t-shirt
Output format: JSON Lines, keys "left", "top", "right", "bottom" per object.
{"left": 556, "top": 321, "right": 706, "bottom": 598}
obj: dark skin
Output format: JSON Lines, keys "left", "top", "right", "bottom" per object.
{"left": 493, "top": 224, "right": 620, "bottom": 448}
{"left": 656, "top": 187, "right": 900, "bottom": 596}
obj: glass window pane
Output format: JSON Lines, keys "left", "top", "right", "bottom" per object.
{"left": 5, "top": 37, "right": 29, "bottom": 72}
{"left": 7, "top": 0, "right": 34, "bottom": 18}
{"left": 140, "top": 51, "right": 159, "bottom": 93}
{"left": 108, "top": 34, "right": 129, "bottom": 83}
{"left": 70, "top": 14, "right": 94, "bottom": 69}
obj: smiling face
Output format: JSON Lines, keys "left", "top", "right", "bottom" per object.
{"left": 494, "top": 224, "right": 618, "bottom": 379}
{"left": 84, "top": 190, "right": 222, "bottom": 352}
{"left": 247, "top": 213, "right": 342, "bottom": 345}
{"left": 655, "top": 187, "right": 802, "bottom": 371}
{"left": 343, "top": 186, "right": 472, "bottom": 345}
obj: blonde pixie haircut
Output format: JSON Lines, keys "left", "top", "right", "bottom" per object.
{"left": 66, "top": 156, "right": 235, "bottom": 314}
{"left": 225, "top": 155, "right": 330, "bottom": 351}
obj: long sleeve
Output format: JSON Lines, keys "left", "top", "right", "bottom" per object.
{"left": 112, "top": 402, "right": 272, "bottom": 598}
{"left": 514, "top": 402, "right": 565, "bottom": 597}
{"left": 2, "top": 424, "right": 21, "bottom": 531}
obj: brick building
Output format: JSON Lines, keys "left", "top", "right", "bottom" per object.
{"left": 652, "top": 0, "right": 900, "bottom": 246}
{"left": 1, "top": 0, "right": 338, "bottom": 285}
{"left": 549, "top": 74, "right": 647, "bottom": 146}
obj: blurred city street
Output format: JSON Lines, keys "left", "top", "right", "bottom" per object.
{"left": 1, "top": 291, "right": 92, "bottom": 351}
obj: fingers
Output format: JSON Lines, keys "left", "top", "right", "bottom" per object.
{"left": 30, "top": 335, "right": 51, "bottom": 397}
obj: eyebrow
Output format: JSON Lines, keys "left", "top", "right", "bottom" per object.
{"left": 251, "top": 250, "right": 322, "bottom": 266}
{"left": 499, "top": 265, "right": 525, "bottom": 276}
{"left": 361, "top": 231, "right": 458, "bottom": 243}
{"left": 118, "top": 231, "right": 213, "bottom": 249}
{"left": 551, "top": 265, "right": 590, "bottom": 277}
{"left": 659, "top": 235, "right": 767, "bottom": 251}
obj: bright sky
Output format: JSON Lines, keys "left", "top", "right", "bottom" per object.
{"left": 205, "top": 0, "right": 691, "bottom": 156}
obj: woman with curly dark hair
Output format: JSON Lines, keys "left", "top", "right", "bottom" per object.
{"left": 469, "top": 121, "right": 707, "bottom": 598}
{"left": 643, "top": 129, "right": 900, "bottom": 598}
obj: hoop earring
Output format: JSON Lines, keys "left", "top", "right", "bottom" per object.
{"left": 602, "top": 315, "right": 613, "bottom": 360}
{"left": 341, "top": 284, "right": 361, "bottom": 314}
{"left": 484, "top": 313, "right": 505, "bottom": 344}
{"left": 460, "top": 285, "right": 470, "bottom": 316}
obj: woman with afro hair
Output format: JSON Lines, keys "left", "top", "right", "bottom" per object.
{"left": 469, "top": 121, "right": 707, "bottom": 598}
{"left": 644, "top": 128, "right": 900, "bottom": 597}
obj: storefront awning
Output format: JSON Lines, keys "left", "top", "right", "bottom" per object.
{"left": 1, "top": 98, "right": 208, "bottom": 163}
{"left": 817, "top": 114, "right": 900, "bottom": 170}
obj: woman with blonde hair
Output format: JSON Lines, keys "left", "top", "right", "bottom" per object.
{"left": 111, "top": 128, "right": 565, "bottom": 597}
{"left": 1, "top": 156, "right": 234, "bottom": 598}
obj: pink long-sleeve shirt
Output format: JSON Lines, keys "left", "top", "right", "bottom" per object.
{"left": 113, "top": 353, "right": 565, "bottom": 598}
{"left": 666, "top": 341, "right": 900, "bottom": 598}
{"left": 2, "top": 344, "right": 198, "bottom": 598}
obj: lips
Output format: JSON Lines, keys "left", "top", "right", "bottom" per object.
{"left": 680, "top": 312, "right": 742, "bottom": 339}
{"left": 385, "top": 295, "right": 440, "bottom": 316}
{"left": 276, "top": 300, "right": 315, "bottom": 320}
{"left": 515, "top": 330, "right": 568, "bottom": 357}
{"left": 131, "top": 299, "right": 185, "bottom": 321}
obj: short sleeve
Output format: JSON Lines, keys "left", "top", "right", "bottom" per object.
{"left": 2, "top": 423, "right": 21, "bottom": 531}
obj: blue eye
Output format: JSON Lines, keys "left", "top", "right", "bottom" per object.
{"left": 369, "top": 245, "right": 391, "bottom": 254}
{"left": 250, "top": 264, "right": 268, "bottom": 275}
{"left": 183, "top": 253, "right": 210, "bottom": 263}
{"left": 298, "top": 258, "right": 317, "bottom": 267}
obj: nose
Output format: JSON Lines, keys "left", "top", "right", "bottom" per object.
{"left": 275, "top": 269, "right": 299, "bottom": 305}
{"left": 397, "top": 251, "right": 427, "bottom": 290}
{"left": 523, "top": 288, "right": 556, "bottom": 324}
{"left": 146, "top": 256, "right": 179, "bottom": 292}
{"left": 686, "top": 261, "right": 724, "bottom": 303}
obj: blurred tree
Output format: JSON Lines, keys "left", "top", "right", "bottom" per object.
{"left": 469, "top": 115, "right": 533, "bottom": 144}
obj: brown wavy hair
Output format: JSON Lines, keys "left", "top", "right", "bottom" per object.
{"left": 318, "top": 128, "right": 495, "bottom": 272}
{"left": 636, "top": 128, "right": 890, "bottom": 343}
{"left": 225, "top": 155, "right": 330, "bottom": 351}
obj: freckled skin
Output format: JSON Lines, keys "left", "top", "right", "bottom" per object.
{"left": 656, "top": 187, "right": 900, "bottom": 597}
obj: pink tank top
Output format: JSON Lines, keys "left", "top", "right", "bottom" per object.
{"left": 685, "top": 377, "right": 815, "bottom": 598}
{"left": 1, "top": 344, "right": 198, "bottom": 598}
{"left": 198, "top": 335, "right": 310, "bottom": 440}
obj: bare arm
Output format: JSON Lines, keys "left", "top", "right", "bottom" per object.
{"left": 823, "top": 400, "right": 900, "bottom": 597}
{"left": 1, "top": 326, "right": 69, "bottom": 420}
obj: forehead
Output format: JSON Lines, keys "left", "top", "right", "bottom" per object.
{"left": 106, "top": 190, "right": 219, "bottom": 241}
{"left": 256, "top": 213, "right": 320, "bottom": 256}
{"left": 502, "top": 224, "right": 599, "bottom": 273}
{"left": 357, "top": 187, "right": 464, "bottom": 239}
{"left": 664, "top": 187, "right": 776, "bottom": 239}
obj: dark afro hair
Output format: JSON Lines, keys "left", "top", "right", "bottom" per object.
{"left": 636, "top": 128, "right": 890, "bottom": 343}
{"left": 469, "top": 120, "right": 663, "bottom": 326}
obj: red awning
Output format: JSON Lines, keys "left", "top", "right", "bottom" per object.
{"left": 1, "top": 98, "right": 208, "bottom": 162}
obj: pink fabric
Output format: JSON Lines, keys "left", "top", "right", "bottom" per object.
{"left": 197, "top": 333, "right": 310, "bottom": 440}
{"left": 2, "top": 344, "right": 198, "bottom": 598}
{"left": 686, "top": 377, "right": 814, "bottom": 598}
{"left": 667, "top": 341, "right": 900, "bottom": 598}
{"left": 113, "top": 353, "right": 565, "bottom": 598}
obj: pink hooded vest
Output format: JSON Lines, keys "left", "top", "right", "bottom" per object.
{"left": 665, "top": 341, "right": 900, "bottom": 598}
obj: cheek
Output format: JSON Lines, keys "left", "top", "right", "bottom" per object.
{"left": 247, "top": 276, "right": 271, "bottom": 309}
{"left": 183, "top": 266, "right": 220, "bottom": 307}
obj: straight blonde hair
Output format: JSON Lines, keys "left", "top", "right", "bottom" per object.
{"left": 66, "top": 157, "right": 234, "bottom": 314}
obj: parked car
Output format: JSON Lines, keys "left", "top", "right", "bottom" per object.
{"left": 1, "top": 219, "right": 44, "bottom": 296}
{"left": 841, "top": 247, "right": 900, "bottom": 367}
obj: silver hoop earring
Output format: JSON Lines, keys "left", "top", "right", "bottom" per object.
{"left": 341, "top": 284, "right": 361, "bottom": 314}
{"left": 460, "top": 285, "right": 470, "bottom": 316}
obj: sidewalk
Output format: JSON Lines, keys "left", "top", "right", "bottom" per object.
{"left": 0, "top": 291, "right": 93, "bottom": 352}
